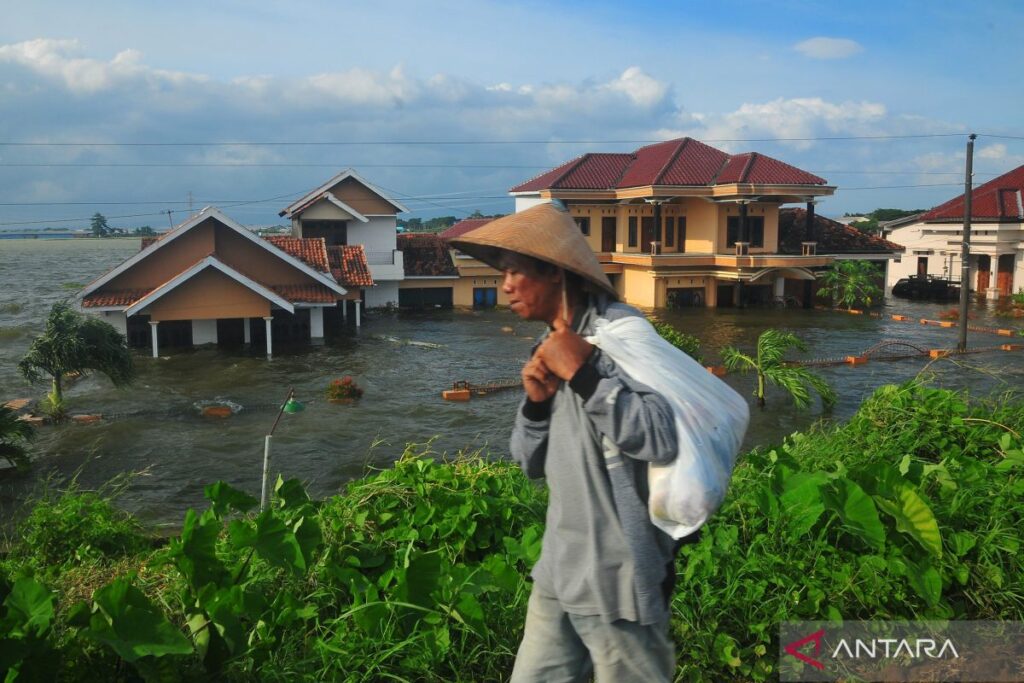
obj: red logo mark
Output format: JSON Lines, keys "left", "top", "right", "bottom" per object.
{"left": 785, "top": 629, "right": 826, "bottom": 670}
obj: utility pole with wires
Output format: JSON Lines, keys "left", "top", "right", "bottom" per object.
{"left": 164, "top": 209, "right": 174, "bottom": 230}
{"left": 957, "top": 133, "right": 976, "bottom": 353}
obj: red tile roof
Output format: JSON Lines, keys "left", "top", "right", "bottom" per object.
{"left": 270, "top": 283, "right": 340, "bottom": 303}
{"left": 264, "top": 236, "right": 331, "bottom": 273}
{"left": 919, "top": 163, "right": 1024, "bottom": 222}
{"left": 397, "top": 234, "right": 458, "bottom": 277}
{"left": 439, "top": 218, "right": 495, "bottom": 239}
{"left": 509, "top": 137, "right": 826, "bottom": 192}
{"left": 326, "top": 245, "right": 374, "bottom": 287}
{"left": 81, "top": 289, "right": 153, "bottom": 308}
{"left": 779, "top": 208, "right": 904, "bottom": 255}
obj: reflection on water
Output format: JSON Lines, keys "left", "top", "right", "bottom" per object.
{"left": 1, "top": 239, "right": 1022, "bottom": 526}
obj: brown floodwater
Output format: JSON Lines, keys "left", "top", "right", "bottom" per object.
{"left": 1, "top": 238, "right": 1022, "bottom": 529}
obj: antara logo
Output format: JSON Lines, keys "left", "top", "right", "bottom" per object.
{"left": 784, "top": 629, "right": 827, "bottom": 670}
{"left": 784, "top": 628, "right": 960, "bottom": 670}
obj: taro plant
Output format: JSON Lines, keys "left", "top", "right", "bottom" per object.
{"left": 721, "top": 329, "right": 835, "bottom": 409}
{"left": 18, "top": 302, "right": 133, "bottom": 420}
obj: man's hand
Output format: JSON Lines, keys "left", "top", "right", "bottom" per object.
{"left": 522, "top": 355, "right": 559, "bottom": 403}
{"left": 536, "top": 318, "right": 593, "bottom": 381}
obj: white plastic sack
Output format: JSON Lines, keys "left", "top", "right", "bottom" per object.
{"left": 587, "top": 316, "right": 749, "bottom": 539}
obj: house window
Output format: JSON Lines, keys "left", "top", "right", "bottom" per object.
{"left": 678, "top": 217, "right": 687, "bottom": 253}
{"left": 473, "top": 287, "right": 497, "bottom": 308}
{"left": 664, "top": 217, "right": 675, "bottom": 247}
{"left": 726, "top": 216, "right": 764, "bottom": 248}
{"left": 628, "top": 217, "right": 638, "bottom": 247}
{"left": 575, "top": 217, "right": 590, "bottom": 236}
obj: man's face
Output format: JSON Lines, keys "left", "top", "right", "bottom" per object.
{"left": 502, "top": 263, "right": 561, "bottom": 323}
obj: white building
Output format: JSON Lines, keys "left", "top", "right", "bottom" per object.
{"left": 280, "top": 169, "right": 409, "bottom": 308}
{"left": 886, "top": 165, "right": 1024, "bottom": 299}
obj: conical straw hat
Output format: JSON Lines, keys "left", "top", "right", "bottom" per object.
{"left": 447, "top": 202, "right": 617, "bottom": 299}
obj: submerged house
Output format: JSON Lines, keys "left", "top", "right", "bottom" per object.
{"left": 504, "top": 137, "right": 838, "bottom": 308}
{"left": 885, "top": 163, "right": 1024, "bottom": 299}
{"left": 279, "top": 169, "right": 409, "bottom": 308}
{"left": 79, "top": 206, "right": 373, "bottom": 356}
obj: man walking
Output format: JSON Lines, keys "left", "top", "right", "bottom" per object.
{"left": 449, "top": 203, "right": 680, "bottom": 682}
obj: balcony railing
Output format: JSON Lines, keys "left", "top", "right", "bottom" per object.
{"left": 365, "top": 250, "right": 398, "bottom": 265}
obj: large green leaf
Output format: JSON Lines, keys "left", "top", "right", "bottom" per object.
{"left": 170, "top": 508, "right": 227, "bottom": 590}
{"left": 874, "top": 485, "right": 942, "bottom": 559}
{"left": 398, "top": 550, "right": 442, "bottom": 609}
{"left": 779, "top": 472, "right": 827, "bottom": 537}
{"left": 84, "top": 577, "right": 193, "bottom": 662}
{"left": 823, "top": 477, "right": 886, "bottom": 551}
{"left": 905, "top": 556, "right": 943, "bottom": 607}
{"left": 204, "top": 482, "right": 258, "bottom": 517}
{"left": 2, "top": 577, "right": 54, "bottom": 638}
{"left": 230, "top": 511, "right": 306, "bottom": 574}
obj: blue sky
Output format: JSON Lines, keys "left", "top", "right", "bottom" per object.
{"left": 1, "top": 0, "right": 1022, "bottom": 228}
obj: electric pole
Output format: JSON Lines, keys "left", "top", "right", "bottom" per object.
{"left": 957, "top": 133, "right": 976, "bottom": 353}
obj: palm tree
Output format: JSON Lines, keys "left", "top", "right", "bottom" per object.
{"left": 18, "top": 302, "right": 134, "bottom": 419}
{"left": 816, "top": 260, "right": 883, "bottom": 310}
{"left": 721, "top": 329, "right": 835, "bottom": 409}
{"left": 0, "top": 405, "right": 34, "bottom": 471}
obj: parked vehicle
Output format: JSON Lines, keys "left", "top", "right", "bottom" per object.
{"left": 891, "top": 275, "right": 960, "bottom": 301}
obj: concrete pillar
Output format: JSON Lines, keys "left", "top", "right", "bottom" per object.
{"left": 191, "top": 319, "right": 218, "bottom": 345}
{"left": 244, "top": 318, "right": 251, "bottom": 344}
{"left": 264, "top": 316, "right": 273, "bottom": 358}
{"left": 342, "top": 299, "right": 348, "bottom": 322}
{"left": 310, "top": 306, "right": 324, "bottom": 339}
{"left": 354, "top": 301, "right": 361, "bottom": 328}
{"left": 704, "top": 278, "right": 718, "bottom": 308}
{"left": 804, "top": 201, "right": 816, "bottom": 309}
{"left": 774, "top": 276, "right": 786, "bottom": 299}
{"left": 149, "top": 321, "right": 159, "bottom": 358}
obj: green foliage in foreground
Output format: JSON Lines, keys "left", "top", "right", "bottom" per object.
{"left": 650, "top": 319, "right": 703, "bottom": 363}
{"left": 0, "top": 405, "right": 34, "bottom": 472}
{"left": 1, "top": 384, "right": 1023, "bottom": 681}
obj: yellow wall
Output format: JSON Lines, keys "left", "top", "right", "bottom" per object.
{"left": 106, "top": 221, "right": 215, "bottom": 289}
{"left": 621, "top": 267, "right": 657, "bottom": 308}
{"left": 145, "top": 268, "right": 271, "bottom": 322}
{"left": 684, "top": 199, "right": 718, "bottom": 252}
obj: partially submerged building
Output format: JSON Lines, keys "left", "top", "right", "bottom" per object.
{"left": 79, "top": 206, "right": 373, "bottom": 356}
{"left": 885, "top": 164, "right": 1024, "bottom": 299}
{"left": 506, "top": 137, "right": 838, "bottom": 307}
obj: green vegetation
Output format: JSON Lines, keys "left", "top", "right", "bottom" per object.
{"left": 816, "top": 260, "right": 883, "bottom": 310}
{"left": 846, "top": 208, "right": 924, "bottom": 234}
{"left": 90, "top": 213, "right": 111, "bottom": 238}
{"left": 18, "top": 302, "right": 134, "bottom": 420}
{"left": 650, "top": 319, "right": 702, "bottom": 363}
{"left": 0, "top": 405, "right": 34, "bottom": 471}
{"left": 1, "top": 385, "right": 1022, "bottom": 681}
{"left": 0, "top": 303, "right": 23, "bottom": 314}
{"left": 722, "top": 329, "right": 836, "bottom": 409}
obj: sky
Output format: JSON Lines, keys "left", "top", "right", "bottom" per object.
{"left": 1, "top": 0, "right": 1023, "bottom": 229}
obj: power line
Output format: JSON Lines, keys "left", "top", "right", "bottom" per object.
{"left": 0, "top": 162, "right": 552, "bottom": 169}
{"left": 0, "top": 133, "right": 972, "bottom": 147}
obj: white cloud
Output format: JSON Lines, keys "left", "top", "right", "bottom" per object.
{"left": 600, "top": 66, "right": 669, "bottom": 108}
{"left": 0, "top": 38, "right": 204, "bottom": 93}
{"left": 977, "top": 143, "right": 1006, "bottom": 160}
{"left": 793, "top": 37, "right": 864, "bottom": 60}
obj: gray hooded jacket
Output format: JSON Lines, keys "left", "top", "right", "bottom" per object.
{"left": 510, "top": 299, "right": 679, "bottom": 625}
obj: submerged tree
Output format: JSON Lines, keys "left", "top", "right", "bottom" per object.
{"left": 0, "top": 404, "right": 34, "bottom": 471}
{"left": 18, "top": 302, "right": 134, "bottom": 419}
{"left": 816, "top": 260, "right": 883, "bottom": 310}
{"left": 90, "top": 212, "right": 111, "bottom": 238}
{"left": 721, "top": 329, "right": 835, "bottom": 409}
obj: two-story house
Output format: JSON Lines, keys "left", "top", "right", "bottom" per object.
{"left": 280, "top": 169, "right": 408, "bottom": 308}
{"left": 506, "top": 137, "right": 837, "bottom": 308}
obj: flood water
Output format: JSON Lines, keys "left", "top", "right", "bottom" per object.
{"left": 2, "top": 238, "right": 1022, "bottom": 528}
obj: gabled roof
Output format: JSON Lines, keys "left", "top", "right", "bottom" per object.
{"left": 279, "top": 168, "right": 409, "bottom": 217}
{"left": 282, "top": 192, "right": 370, "bottom": 223}
{"left": 79, "top": 206, "right": 347, "bottom": 300}
{"left": 326, "top": 245, "right": 375, "bottom": 287}
{"left": 397, "top": 233, "right": 458, "bottom": 277}
{"left": 778, "top": 208, "right": 905, "bottom": 255}
{"left": 82, "top": 289, "right": 154, "bottom": 308}
{"left": 919, "top": 163, "right": 1024, "bottom": 222}
{"left": 439, "top": 218, "right": 495, "bottom": 239}
{"left": 509, "top": 137, "right": 827, "bottom": 192}
{"left": 124, "top": 256, "right": 295, "bottom": 316}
